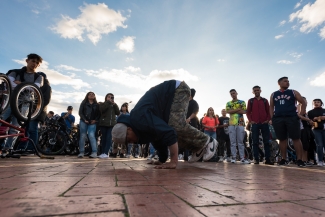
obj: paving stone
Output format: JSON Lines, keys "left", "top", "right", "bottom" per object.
{"left": 125, "top": 193, "right": 204, "bottom": 217}
{"left": 197, "top": 202, "right": 324, "bottom": 217}
{"left": 65, "top": 186, "right": 167, "bottom": 196}
{"left": 0, "top": 156, "right": 325, "bottom": 217}
{"left": 164, "top": 184, "right": 238, "bottom": 206}
{"left": 0, "top": 195, "right": 124, "bottom": 217}
{"left": 294, "top": 199, "right": 325, "bottom": 212}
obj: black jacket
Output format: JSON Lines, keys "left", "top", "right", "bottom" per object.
{"left": 308, "top": 108, "right": 325, "bottom": 130}
{"left": 117, "top": 80, "right": 178, "bottom": 163}
{"left": 99, "top": 101, "right": 120, "bottom": 127}
{"left": 79, "top": 100, "right": 100, "bottom": 123}
{"left": 37, "top": 78, "right": 52, "bottom": 122}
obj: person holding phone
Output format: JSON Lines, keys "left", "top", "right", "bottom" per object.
{"left": 98, "top": 93, "right": 120, "bottom": 159}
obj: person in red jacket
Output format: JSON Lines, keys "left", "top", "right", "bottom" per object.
{"left": 246, "top": 85, "right": 273, "bottom": 165}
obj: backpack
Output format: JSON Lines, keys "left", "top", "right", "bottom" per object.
{"left": 249, "top": 97, "right": 267, "bottom": 110}
{"left": 6, "top": 68, "right": 40, "bottom": 82}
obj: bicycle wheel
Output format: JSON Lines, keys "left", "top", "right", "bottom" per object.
{"left": 0, "top": 74, "right": 12, "bottom": 114}
{"left": 10, "top": 82, "right": 43, "bottom": 121}
{"left": 37, "top": 129, "right": 67, "bottom": 155}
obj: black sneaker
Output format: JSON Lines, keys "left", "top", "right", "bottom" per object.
{"left": 278, "top": 159, "right": 288, "bottom": 166}
{"left": 110, "top": 153, "right": 117, "bottom": 158}
{"left": 254, "top": 160, "right": 259, "bottom": 165}
{"left": 265, "top": 159, "right": 274, "bottom": 165}
{"left": 297, "top": 160, "right": 306, "bottom": 167}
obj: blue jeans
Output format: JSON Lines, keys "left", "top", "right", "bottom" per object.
{"left": 313, "top": 129, "right": 325, "bottom": 162}
{"left": 79, "top": 120, "right": 97, "bottom": 154}
{"left": 251, "top": 123, "right": 271, "bottom": 161}
{"left": 1, "top": 106, "right": 19, "bottom": 149}
{"left": 149, "top": 143, "right": 156, "bottom": 155}
{"left": 100, "top": 126, "right": 113, "bottom": 155}
{"left": 204, "top": 130, "right": 216, "bottom": 139}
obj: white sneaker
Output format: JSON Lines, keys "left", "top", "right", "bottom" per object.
{"left": 98, "top": 154, "right": 104, "bottom": 158}
{"left": 203, "top": 138, "right": 218, "bottom": 162}
{"left": 99, "top": 154, "right": 109, "bottom": 159}
{"left": 226, "top": 157, "right": 231, "bottom": 162}
{"left": 178, "top": 154, "right": 183, "bottom": 160}
{"left": 135, "top": 154, "right": 139, "bottom": 158}
{"left": 231, "top": 159, "right": 236, "bottom": 163}
{"left": 241, "top": 158, "right": 250, "bottom": 164}
{"left": 218, "top": 156, "right": 224, "bottom": 162}
{"left": 147, "top": 154, "right": 154, "bottom": 160}
{"left": 126, "top": 154, "right": 131, "bottom": 158}
{"left": 317, "top": 161, "right": 324, "bottom": 166}
{"left": 188, "top": 147, "right": 206, "bottom": 163}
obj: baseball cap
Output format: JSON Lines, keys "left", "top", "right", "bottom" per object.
{"left": 112, "top": 123, "right": 127, "bottom": 144}
{"left": 67, "top": 106, "right": 73, "bottom": 110}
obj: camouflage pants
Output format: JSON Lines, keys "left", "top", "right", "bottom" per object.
{"left": 168, "top": 81, "right": 209, "bottom": 152}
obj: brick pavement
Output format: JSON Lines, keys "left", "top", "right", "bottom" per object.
{"left": 0, "top": 156, "right": 324, "bottom": 217}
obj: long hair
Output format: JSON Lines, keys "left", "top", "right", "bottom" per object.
{"left": 105, "top": 93, "right": 113, "bottom": 102}
{"left": 206, "top": 107, "right": 216, "bottom": 118}
{"left": 120, "top": 102, "right": 129, "bottom": 113}
{"left": 84, "top": 92, "right": 97, "bottom": 103}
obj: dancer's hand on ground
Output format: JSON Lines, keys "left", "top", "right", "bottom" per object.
{"left": 147, "top": 160, "right": 162, "bottom": 165}
{"left": 154, "top": 161, "right": 177, "bottom": 169}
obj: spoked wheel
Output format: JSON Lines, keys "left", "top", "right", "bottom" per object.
{"left": 37, "top": 129, "right": 67, "bottom": 155}
{"left": 0, "top": 74, "right": 12, "bottom": 114}
{"left": 10, "top": 82, "right": 43, "bottom": 121}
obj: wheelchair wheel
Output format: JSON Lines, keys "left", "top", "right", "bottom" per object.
{"left": 10, "top": 82, "right": 43, "bottom": 121}
{"left": 0, "top": 74, "right": 12, "bottom": 114}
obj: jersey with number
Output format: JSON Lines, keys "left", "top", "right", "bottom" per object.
{"left": 272, "top": 89, "right": 297, "bottom": 117}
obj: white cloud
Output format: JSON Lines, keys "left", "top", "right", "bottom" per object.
{"left": 13, "top": 59, "right": 90, "bottom": 90}
{"left": 126, "top": 57, "right": 134, "bottom": 62}
{"left": 310, "top": 72, "right": 325, "bottom": 87}
{"left": 290, "top": 52, "right": 303, "bottom": 59}
{"left": 86, "top": 67, "right": 198, "bottom": 90}
{"left": 294, "top": 2, "right": 301, "bottom": 9}
{"left": 289, "top": 0, "right": 325, "bottom": 39}
{"left": 56, "top": 64, "right": 82, "bottom": 71}
{"left": 116, "top": 36, "right": 135, "bottom": 53}
{"left": 217, "top": 59, "right": 225, "bottom": 62}
{"left": 279, "top": 20, "right": 286, "bottom": 26}
{"left": 32, "top": 10, "right": 39, "bottom": 14}
{"left": 277, "top": 60, "right": 293, "bottom": 64}
{"left": 320, "top": 26, "right": 325, "bottom": 39}
{"left": 50, "top": 3, "right": 127, "bottom": 45}
{"left": 275, "top": 34, "right": 284, "bottom": 39}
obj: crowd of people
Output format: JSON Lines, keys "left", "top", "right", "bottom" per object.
{"left": 1, "top": 53, "right": 325, "bottom": 170}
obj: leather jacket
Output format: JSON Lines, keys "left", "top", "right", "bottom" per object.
{"left": 79, "top": 100, "right": 100, "bottom": 123}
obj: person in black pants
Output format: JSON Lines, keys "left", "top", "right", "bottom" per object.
{"left": 217, "top": 109, "right": 231, "bottom": 162}
{"left": 269, "top": 77, "right": 306, "bottom": 167}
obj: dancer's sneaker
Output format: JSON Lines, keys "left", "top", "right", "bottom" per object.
{"left": 203, "top": 138, "right": 217, "bottom": 162}
{"left": 188, "top": 147, "right": 205, "bottom": 163}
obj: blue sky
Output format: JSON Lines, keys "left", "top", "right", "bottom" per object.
{"left": 1, "top": 0, "right": 325, "bottom": 122}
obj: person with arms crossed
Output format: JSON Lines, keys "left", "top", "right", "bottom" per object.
{"left": 226, "top": 89, "right": 249, "bottom": 164}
